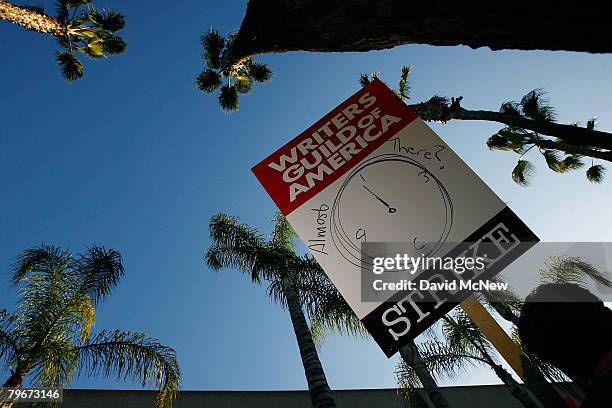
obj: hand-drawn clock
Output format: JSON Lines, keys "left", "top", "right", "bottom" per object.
{"left": 330, "top": 154, "right": 453, "bottom": 267}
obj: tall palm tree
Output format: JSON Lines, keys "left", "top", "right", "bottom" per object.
{"left": 196, "top": 30, "right": 271, "bottom": 112}
{"left": 446, "top": 311, "right": 538, "bottom": 407}
{"left": 0, "top": 246, "right": 180, "bottom": 408}
{"left": 360, "top": 69, "right": 610, "bottom": 183}
{"left": 0, "top": 0, "right": 126, "bottom": 80}
{"left": 199, "top": 1, "right": 610, "bottom": 111}
{"left": 227, "top": 1, "right": 611, "bottom": 60}
{"left": 296, "top": 258, "right": 452, "bottom": 408}
{"left": 205, "top": 213, "right": 336, "bottom": 408}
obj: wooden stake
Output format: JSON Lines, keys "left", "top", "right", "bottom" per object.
{"left": 460, "top": 295, "right": 524, "bottom": 379}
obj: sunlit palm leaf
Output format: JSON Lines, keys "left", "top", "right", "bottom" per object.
{"left": 512, "top": 160, "right": 535, "bottom": 187}
{"left": 559, "top": 155, "right": 584, "bottom": 171}
{"left": 75, "top": 330, "right": 180, "bottom": 408}
{"left": 235, "top": 76, "right": 252, "bottom": 94}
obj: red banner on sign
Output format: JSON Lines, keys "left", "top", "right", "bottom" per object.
{"left": 252, "top": 80, "right": 418, "bottom": 215}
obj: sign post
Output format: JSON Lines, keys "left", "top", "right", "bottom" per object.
{"left": 252, "top": 79, "right": 538, "bottom": 363}
{"left": 460, "top": 296, "right": 524, "bottom": 378}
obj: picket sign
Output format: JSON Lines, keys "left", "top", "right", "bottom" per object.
{"left": 252, "top": 80, "right": 538, "bottom": 371}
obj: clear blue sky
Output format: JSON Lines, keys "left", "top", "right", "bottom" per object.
{"left": 1, "top": 0, "right": 612, "bottom": 393}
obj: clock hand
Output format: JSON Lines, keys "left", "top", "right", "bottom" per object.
{"left": 362, "top": 185, "right": 397, "bottom": 213}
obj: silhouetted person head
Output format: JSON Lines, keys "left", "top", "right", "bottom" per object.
{"left": 518, "top": 283, "right": 612, "bottom": 383}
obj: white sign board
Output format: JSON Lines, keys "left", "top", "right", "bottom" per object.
{"left": 253, "top": 80, "right": 537, "bottom": 356}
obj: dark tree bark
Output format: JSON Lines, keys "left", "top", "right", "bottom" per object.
{"left": 2, "top": 365, "right": 27, "bottom": 388}
{"left": 231, "top": 0, "right": 612, "bottom": 61}
{"left": 409, "top": 96, "right": 612, "bottom": 153}
{"left": 489, "top": 362, "right": 541, "bottom": 408}
{"left": 1, "top": 365, "right": 28, "bottom": 408}
{"left": 282, "top": 277, "right": 336, "bottom": 408}
{"left": 521, "top": 355, "right": 570, "bottom": 408}
{"left": 399, "top": 342, "right": 451, "bottom": 408}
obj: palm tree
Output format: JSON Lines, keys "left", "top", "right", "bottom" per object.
{"left": 0, "top": 0, "right": 126, "bottom": 80}
{"left": 0, "top": 246, "right": 180, "bottom": 408}
{"left": 226, "top": 1, "right": 611, "bottom": 61}
{"left": 295, "top": 259, "right": 452, "bottom": 408}
{"left": 360, "top": 69, "right": 609, "bottom": 184}
{"left": 198, "top": 1, "right": 609, "bottom": 110}
{"left": 196, "top": 30, "right": 271, "bottom": 112}
{"left": 447, "top": 311, "right": 539, "bottom": 407}
{"left": 205, "top": 213, "right": 336, "bottom": 408}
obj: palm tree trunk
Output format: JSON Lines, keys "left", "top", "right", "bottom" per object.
{"left": 409, "top": 97, "right": 612, "bottom": 153}
{"left": 281, "top": 277, "right": 336, "bottom": 408}
{"left": 489, "top": 362, "right": 541, "bottom": 408}
{"left": 480, "top": 296, "right": 520, "bottom": 326}
{"left": 520, "top": 355, "right": 569, "bottom": 408}
{"left": 399, "top": 341, "right": 451, "bottom": 408}
{"left": 0, "top": 1, "right": 67, "bottom": 36}
{"left": 1, "top": 365, "right": 28, "bottom": 408}
{"left": 231, "top": 0, "right": 612, "bottom": 60}
{"left": 484, "top": 301, "right": 574, "bottom": 406}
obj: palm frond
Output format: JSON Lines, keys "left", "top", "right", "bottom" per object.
{"left": 75, "top": 330, "right": 180, "bottom": 408}
{"left": 196, "top": 69, "right": 222, "bottom": 93}
{"left": 218, "top": 84, "right": 239, "bottom": 112}
{"left": 394, "top": 359, "right": 430, "bottom": 407}
{"left": 0, "top": 310, "right": 20, "bottom": 366}
{"left": 540, "top": 256, "right": 612, "bottom": 288}
{"left": 206, "top": 213, "right": 284, "bottom": 282}
{"left": 559, "top": 155, "right": 584, "bottom": 172}
{"left": 12, "top": 246, "right": 71, "bottom": 285}
{"left": 94, "top": 10, "right": 125, "bottom": 32}
{"left": 208, "top": 214, "right": 264, "bottom": 254}
{"left": 76, "top": 246, "right": 124, "bottom": 304}
{"left": 442, "top": 312, "right": 494, "bottom": 358}
{"left": 487, "top": 127, "right": 533, "bottom": 153}
{"left": 247, "top": 62, "right": 272, "bottom": 83}
{"left": 398, "top": 65, "right": 411, "bottom": 100}
{"left": 55, "top": 52, "right": 84, "bottom": 81}
{"left": 29, "top": 335, "right": 78, "bottom": 387}
{"left": 543, "top": 150, "right": 563, "bottom": 172}
{"left": 201, "top": 29, "right": 224, "bottom": 70}
{"left": 520, "top": 89, "right": 556, "bottom": 122}
{"left": 293, "top": 256, "right": 370, "bottom": 344}
{"left": 512, "top": 160, "right": 535, "bottom": 187}
{"left": 586, "top": 164, "right": 605, "bottom": 183}
{"left": 235, "top": 76, "right": 252, "bottom": 94}
{"left": 359, "top": 73, "right": 371, "bottom": 87}
{"left": 499, "top": 102, "right": 521, "bottom": 116}
{"left": 102, "top": 36, "right": 127, "bottom": 54}
{"left": 53, "top": 2, "right": 126, "bottom": 80}
{"left": 417, "top": 340, "right": 484, "bottom": 380}
{"left": 271, "top": 213, "right": 296, "bottom": 252}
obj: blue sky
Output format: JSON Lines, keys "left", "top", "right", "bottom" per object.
{"left": 1, "top": 0, "right": 612, "bottom": 392}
